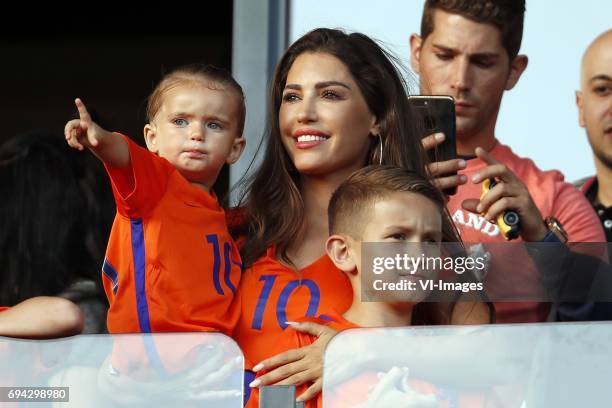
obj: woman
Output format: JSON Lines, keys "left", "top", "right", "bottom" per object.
{"left": 232, "top": 28, "right": 489, "bottom": 402}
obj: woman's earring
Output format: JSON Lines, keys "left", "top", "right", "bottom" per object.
{"left": 377, "top": 134, "right": 384, "bottom": 165}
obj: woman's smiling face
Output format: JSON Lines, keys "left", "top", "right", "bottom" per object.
{"left": 279, "top": 52, "right": 379, "bottom": 179}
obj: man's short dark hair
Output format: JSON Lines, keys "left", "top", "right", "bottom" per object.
{"left": 421, "top": 0, "right": 526, "bottom": 60}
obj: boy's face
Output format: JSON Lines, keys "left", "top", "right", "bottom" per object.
{"left": 144, "top": 83, "right": 245, "bottom": 189}
{"left": 355, "top": 191, "right": 442, "bottom": 268}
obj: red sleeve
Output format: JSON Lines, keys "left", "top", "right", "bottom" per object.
{"left": 552, "top": 182, "right": 605, "bottom": 243}
{"left": 104, "top": 134, "right": 174, "bottom": 218}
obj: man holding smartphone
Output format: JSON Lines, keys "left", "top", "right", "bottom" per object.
{"left": 411, "top": 0, "right": 605, "bottom": 322}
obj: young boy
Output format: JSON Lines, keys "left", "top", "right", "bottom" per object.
{"left": 65, "top": 64, "right": 246, "bottom": 334}
{"left": 247, "top": 165, "right": 490, "bottom": 407}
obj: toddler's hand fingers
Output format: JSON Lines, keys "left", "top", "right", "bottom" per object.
{"left": 75, "top": 98, "right": 92, "bottom": 123}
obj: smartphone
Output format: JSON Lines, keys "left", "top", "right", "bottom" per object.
{"left": 408, "top": 95, "right": 457, "bottom": 195}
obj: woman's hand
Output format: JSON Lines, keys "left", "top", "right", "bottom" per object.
{"left": 250, "top": 321, "right": 337, "bottom": 402}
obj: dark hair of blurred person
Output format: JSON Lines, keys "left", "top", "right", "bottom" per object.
{"left": 0, "top": 130, "right": 114, "bottom": 333}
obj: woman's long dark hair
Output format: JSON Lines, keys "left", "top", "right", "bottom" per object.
{"left": 0, "top": 131, "right": 114, "bottom": 305}
{"left": 235, "top": 28, "right": 431, "bottom": 268}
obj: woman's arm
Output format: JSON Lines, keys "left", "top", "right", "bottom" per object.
{"left": 250, "top": 322, "right": 337, "bottom": 403}
{"left": 0, "top": 296, "right": 84, "bottom": 339}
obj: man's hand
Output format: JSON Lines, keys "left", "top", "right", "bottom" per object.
{"left": 249, "top": 322, "right": 337, "bottom": 403}
{"left": 64, "top": 98, "right": 112, "bottom": 151}
{"left": 462, "top": 147, "right": 548, "bottom": 242}
{"left": 421, "top": 133, "right": 467, "bottom": 193}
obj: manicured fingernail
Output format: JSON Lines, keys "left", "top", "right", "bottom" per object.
{"left": 472, "top": 175, "right": 481, "bottom": 183}
{"left": 458, "top": 159, "right": 466, "bottom": 168}
{"left": 253, "top": 363, "right": 264, "bottom": 372}
{"left": 249, "top": 379, "right": 261, "bottom": 388}
{"left": 435, "top": 132, "right": 445, "bottom": 141}
{"left": 476, "top": 204, "right": 483, "bottom": 213}
{"left": 285, "top": 321, "right": 300, "bottom": 326}
{"left": 460, "top": 175, "right": 467, "bottom": 183}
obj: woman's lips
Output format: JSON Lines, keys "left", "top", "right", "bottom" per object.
{"left": 295, "top": 134, "right": 328, "bottom": 149}
{"left": 292, "top": 129, "right": 330, "bottom": 149}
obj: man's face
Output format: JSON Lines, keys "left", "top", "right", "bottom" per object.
{"left": 411, "top": 9, "right": 522, "bottom": 141}
{"left": 577, "top": 33, "right": 612, "bottom": 169}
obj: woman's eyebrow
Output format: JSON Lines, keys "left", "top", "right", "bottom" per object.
{"left": 284, "top": 81, "right": 351, "bottom": 90}
{"left": 314, "top": 81, "right": 351, "bottom": 90}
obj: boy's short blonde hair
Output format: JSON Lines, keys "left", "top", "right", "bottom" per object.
{"left": 328, "top": 165, "right": 451, "bottom": 240}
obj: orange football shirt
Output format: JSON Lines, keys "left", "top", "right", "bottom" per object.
{"left": 233, "top": 247, "right": 352, "bottom": 365}
{"left": 247, "top": 311, "right": 486, "bottom": 407}
{"left": 102, "top": 135, "right": 241, "bottom": 334}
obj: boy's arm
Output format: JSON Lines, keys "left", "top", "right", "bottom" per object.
{"left": 64, "top": 98, "right": 129, "bottom": 168}
{"left": 0, "top": 297, "right": 84, "bottom": 339}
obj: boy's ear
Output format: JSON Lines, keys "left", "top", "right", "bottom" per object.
{"left": 326, "top": 234, "right": 357, "bottom": 274}
{"left": 226, "top": 137, "right": 246, "bottom": 164}
{"left": 143, "top": 123, "right": 158, "bottom": 154}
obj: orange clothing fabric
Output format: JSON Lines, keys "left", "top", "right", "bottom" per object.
{"left": 233, "top": 247, "right": 352, "bottom": 365}
{"left": 247, "top": 311, "right": 485, "bottom": 407}
{"left": 245, "top": 311, "right": 355, "bottom": 408}
{"left": 102, "top": 135, "right": 241, "bottom": 334}
{"left": 447, "top": 141, "right": 605, "bottom": 322}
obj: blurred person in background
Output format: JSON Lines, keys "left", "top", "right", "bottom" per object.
{"left": 0, "top": 130, "right": 114, "bottom": 333}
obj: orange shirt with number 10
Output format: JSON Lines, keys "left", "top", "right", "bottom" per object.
{"left": 102, "top": 135, "right": 241, "bottom": 334}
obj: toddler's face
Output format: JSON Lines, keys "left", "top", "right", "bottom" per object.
{"left": 146, "top": 83, "right": 244, "bottom": 189}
